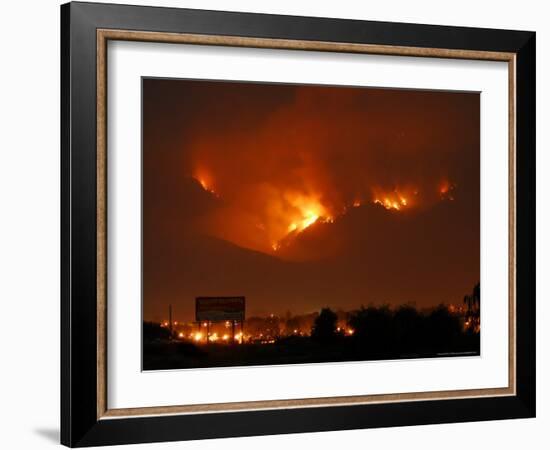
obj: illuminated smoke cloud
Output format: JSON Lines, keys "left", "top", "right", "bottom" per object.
{"left": 183, "top": 85, "right": 478, "bottom": 254}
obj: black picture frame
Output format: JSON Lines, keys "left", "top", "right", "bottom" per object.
{"left": 61, "top": 1, "right": 536, "bottom": 447}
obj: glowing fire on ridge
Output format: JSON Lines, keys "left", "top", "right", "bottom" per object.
{"left": 271, "top": 193, "right": 333, "bottom": 252}
{"left": 194, "top": 169, "right": 219, "bottom": 197}
{"left": 373, "top": 196, "right": 408, "bottom": 211}
{"left": 439, "top": 180, "right": 456, "bottom": 201}
{"left": 191, "top": 170, "right": 456, "bottom": 254}
{"left": 371, "top": 187, "right": 414, "bottom": 211}
{"left": 287, "top": 194, "right": 331, "bottom": 232}
{"left": 198, "top": 178, "right": 218, "bottom": 196}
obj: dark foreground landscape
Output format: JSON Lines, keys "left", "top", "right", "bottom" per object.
{"left": 143, "top": 302, "right": 480, "bottom": 371}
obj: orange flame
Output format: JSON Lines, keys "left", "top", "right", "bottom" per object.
{"left": 270, "top": 192, "right": 333, "bottom": 251}
{"left": 439, "top": 180, "right": 456, "bottom": 201}
{"left": 285, "top": 193, "right": 330, "bottom": 233}
{"left": 372, "top": 187, "right": 411, "bottom": 211}
{"left": 194, "top": 169, "right": 219, "bottom": 197}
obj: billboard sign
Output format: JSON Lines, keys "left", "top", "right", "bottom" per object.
{"left": 195, "top": 296, "right": 245, "bottom": 322}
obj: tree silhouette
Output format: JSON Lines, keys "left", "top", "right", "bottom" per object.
{"left": 427, "top": 305, "right": 462, "bottom": 351}
{"left": 463, "top": 294, "right": 473, "bottom": 316}
{"left": 463, "top": 282, "right": 480, "bottom": 331}
{"left": 473, "top": 282, "right": 480, "bottom": 314}
{"left": 311, "top": 308, "right": 338, "bottom": 343}
{"left": 348, "top": 305, "right": 393, "bottom": 339}
{"left": 393, "top": 305, "right": 422, "bottom": 353}
{"left": 347, "top": 305, "right": 394, "bottom": 356}
{"left": 143, "top": 321, "right": 171, "bottom": 342}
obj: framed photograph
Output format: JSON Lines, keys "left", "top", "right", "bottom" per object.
{"left": 61, "top": 2, "right": 536, "bottom": 447}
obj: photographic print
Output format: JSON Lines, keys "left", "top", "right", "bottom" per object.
{"left": 142, "top": 78, "right": 481, "bottom": 371}
{"left": 62, "top": 6, "right": 535, "bottom": 444}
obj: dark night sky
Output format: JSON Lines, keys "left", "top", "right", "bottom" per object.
{"left": 142, "top": 78, "right": 480, "bottom": 322}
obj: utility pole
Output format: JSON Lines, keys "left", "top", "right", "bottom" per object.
{"left": 169, "top": 304, "right": 173, "bottom": 337}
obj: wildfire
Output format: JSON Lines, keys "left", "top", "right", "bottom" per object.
{"left": 300, "top": 211, "right": 320, "bottom": 230}
{"left": 194, "top": 169, "right": 219, "bottom": 197}
{"left": 188, "top": 168, "right": 456, "bottom": 255}
{"left": 287, "top": 194, "right": 329, "bottom": 233}
{"left": 374, "top": 197, "right": 407, "bottom": 211}
{"left": 199, "top": 179, "right": 219, "bottom": 196}
{"left": 372, "top": 187, "right": 411, "bottom": 211}
{"left": 270, "top": 193, "right": 334, "bottom": 252}
{"left": 439, "top": 180, "right": 456, "bottom": 201}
